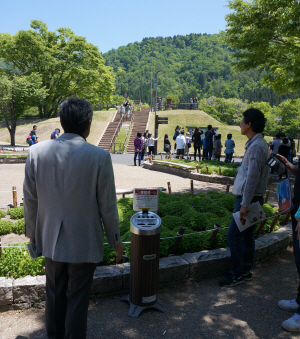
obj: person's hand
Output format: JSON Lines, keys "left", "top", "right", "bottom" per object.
{"left": 114, "top": 242, "right": 124, "bottom": 263}
{"left": 276, "top": 154, "right": 290, "bottom": 167}
{"left": 239, "top": 206, "right": 248, "bottom": 224}
{"left": 30, "top": 238, "right": 35, "bottom": 243}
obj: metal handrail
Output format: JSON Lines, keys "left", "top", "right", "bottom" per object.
{"left": 108, "top": 115, "right": 124, "bottom": 152}
{"left": 111, "top": 113, "right": 134, "bottom": 154}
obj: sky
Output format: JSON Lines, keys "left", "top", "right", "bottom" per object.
{"left": 0, "top": 0, "right": 231, "bottom": 53}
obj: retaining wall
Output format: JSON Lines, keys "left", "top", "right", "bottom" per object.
{"left": 0, "top": 224, "right": 292, "bottom": 312}
{"left": 0, "top": 158, "right": 27, "bottom": 164}
{"left": 143, "top": 162, "right": 235, "bottom": 185}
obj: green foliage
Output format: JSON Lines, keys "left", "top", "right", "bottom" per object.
{"left": 221, "top": 168, "right": 236, "bottom": 177}
{"left": 158, "top": 201, "right": 192, "bottom": 218}
{"left": 0, "top": 20, "right": 115, "bottom": 118}
{"left": 103, "top": 33, "right": 297, "bottom": 106}
{"left": 11, "top": 218, "right": 25, "bottom": 234}
{"left": 161, "top": 215, "right": 181, "bottom": 231}
{"left": 0, "top": 220, "right": 14, "bottom": 235}
{"left": 0, "top": 243, "right": 45, "bottom": 279}
{"left": 7, "top": 207, "right": 24, "bottom": 219}
{"left": 224, "top": 0, "right": 300, "bottom": 94}
{"left": 0, "top": 211, "right": 6, "bottom": 218}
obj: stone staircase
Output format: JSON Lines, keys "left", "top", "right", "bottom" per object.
{"left": 97, "top": 112, "right": 123, "bottom": 151}
{"left": 126, "top": 107, "right": 150, "bottom": 154}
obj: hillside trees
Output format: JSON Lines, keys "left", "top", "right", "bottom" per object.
{"left": 0, "top": 20, "right": 115, "bottom": 118}
{"left": 0, "top": 74, "right": 47, "bottom": 145}
{"left": 224, "top": 0, "right": 300, "bottom": 94}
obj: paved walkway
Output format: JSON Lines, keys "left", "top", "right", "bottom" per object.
{"left": 0, "top": 248, "right": 299, "bottom": 338}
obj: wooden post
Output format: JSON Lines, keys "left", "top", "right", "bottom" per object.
{"left": 167, "top": 182, "right": 172, "bottom": 195}
{"left": 169, "top": 154, "right": 172, "bottom": 160}
{"left": 264, "top": 190, "right": 270, "bottom": 203}
{"left": 122, "top": 193, "right": 126, "bottom": 198}
{"left": 255, "top": 218, "right": 268, "bottom": 236}
{"left": 149, "top": 157, "right": 152, "bottom": 164}
{"left": 210, "top": 223, "right": 220, "bottom": 247}
{"left": 206, "top": 165, "right": 209, "bottom": 174}
{"left": 160, "top": 154, "right": 163, "bottom": 160}
{"left": 270, "top": 214, "right": 281, "bottom": 233}
{"left": 190, "top": 180, "right": 194, "bottom": 193}
{"left": 281, "top": 211, "right": 291, "bottom": 225}
{"left": 180, "top": 155, "right": 182, "bottom": 160}
{"left": 12, "top": 186, "right": 17, "bottom": 208}
{"left": 226, "top": 184, "right": 230, "bottom": 194}
{"left": 232, "top": 159, "right": 235, "bottom": 164}
{"left": 219, "top": 166, "right": 221, "bottom": 175}
{"left": 171, "top": 226, "right": 185, "bottom": 254}
{"left": 196, "top": 164, "right": 199, "bottom": 173}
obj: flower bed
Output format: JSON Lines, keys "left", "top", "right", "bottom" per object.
{"left": 0, "top": 194, "right": 285, "bottom": 279}
{"left": 155, "top": 159, "right": 239, "bottom": 177}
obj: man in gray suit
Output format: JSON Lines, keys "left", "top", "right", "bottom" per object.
{"left": 23, "top": 98, "right": 124, "bottom": 339}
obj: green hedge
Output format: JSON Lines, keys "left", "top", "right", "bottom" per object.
{"left": 7, "top": 207, "right": 24, "bottom": 219}
{"left": 0, "top": 219, "right": 25, "bottom": 235}
{"left": 0, "top": 211, "right": 7, "bottom": 218}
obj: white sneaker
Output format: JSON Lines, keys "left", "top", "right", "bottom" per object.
{"left": 278, "top": 299, "right": 299, "bottom": 311}
{"left": 282, "top": 313, "right": 300, "bottom": 332}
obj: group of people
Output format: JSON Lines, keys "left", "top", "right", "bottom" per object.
{"left": 189, "top": 97, "right": 198, "bottom": 110}
{"left": 170, "top": 124, "right": 235, "bottom": 162}
{"left": 26, "top": 125, "right": 61, "bottom": 146}
{"left": 133, "top": 130, "right": 160, "bottom": 166}
{"left": 119, "top": 99, "right": 131, "bottom": 119}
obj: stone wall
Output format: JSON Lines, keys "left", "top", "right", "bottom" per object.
{"left": 0, "top": 224, "right": 292, "bottom": 312}
{"left": 0, "top": 158, "right": 27, "bottom": 164}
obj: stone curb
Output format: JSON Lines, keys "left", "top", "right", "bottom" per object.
{"left": 0, "top": 224, "right": 292, "bottom": 312}
{"left": 0, "top": 157, "right": 27, "bottom": 164}
{"left": 143, "top": 162, "right": 235, "bottom": 185}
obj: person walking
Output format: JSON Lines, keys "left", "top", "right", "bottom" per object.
{"left": 192, "top": 128, "right": 202, "bottom": 161}
{"left": 164, "top": 134, "right": 171, "bottom": 159}
{"left": 213, "top": 134, "right": 223, "bottom": 161}
{"left": 218, "top": 108, "right": 269, "bottom": 287}
{"left": 175, "top": 130, "right": 186, "bottom": 159}
{"left": 224, "top": 134, "right": 235, "bottom": 163}
{"left": 119, "top": 104, "right": 125, "bottom": 119}
{"left": 173, "top": 125, "right": 180, "bottom": 155}
{"left": 23, "top": 98, "right": 124, "bottom": 339}
{"left": 141, "top": 132, "right": 148, "bottom": 161}
{"left": 134, "top": 132, "right": 143, "bottom": 166}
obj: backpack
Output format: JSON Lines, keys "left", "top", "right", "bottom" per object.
{"left": 26, "top": 135, "right": 32, "bottom": 145}
{"left": 164, "top": 144, "right": 171, "bottom": 152}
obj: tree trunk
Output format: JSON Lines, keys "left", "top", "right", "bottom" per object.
{"left": 9, "top": 125, "right": 16, "bottom": 146}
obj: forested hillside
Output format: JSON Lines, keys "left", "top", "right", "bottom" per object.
{"left": 103, "top": 33, "right": 298, "bottom": 105}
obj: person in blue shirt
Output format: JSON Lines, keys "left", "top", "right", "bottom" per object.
{"left": 51, "top": 128, "right": 60, "bottom": 139}
{"left": 224, "top": 134, "right": 235, "bottom": 163}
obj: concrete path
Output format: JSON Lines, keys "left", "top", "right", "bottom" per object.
{"left": 0, "top": 248, "right": 299, "bottom": 338}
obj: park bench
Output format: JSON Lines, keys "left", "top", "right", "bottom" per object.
{"left": 116, "top": 187, "right": 166, "bottom": 198}
{"left": 151, "top": 160, "right": 195, "bottom": 171}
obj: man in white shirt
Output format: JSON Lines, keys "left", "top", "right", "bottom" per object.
{"left": 175, "top": 130, "right": 186, "bottom": 158}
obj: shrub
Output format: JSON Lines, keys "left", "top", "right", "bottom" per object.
{"left": 178, "top": 227, "right": 211, "bottom": 254}
{"left": 7, "top": 207, "right": 24, "bottom": 219}
{"left": 158, "top": 201, "right": 192, "bottom": 218}
{"left": 11, "top": 218, "right": 25, "bottom": 234}
{"left": 119, "top": 219, "right": 130, "bottom": 236}
{"left": 201, "top": 166, "right": 214, "bottom": 175}
{"left": 221, "top": 168, "right": 236, "bottom": 177}
{"left": 181, "top": 210, "right": 204, "bottom": 231}
{"left": 0, "top": 220, "right": 13, "bottom": 235}
{"left": 218, "top": 194, "right": 236, "bottom": 212}
{"left": 0, "top": 211, "right": 6, "bottom": 218}
{"left": 262, "top": 203, "right": 275, "bottom": 216}
{"left": 161, "top": 215, "right": 181, "bottom": 231}
{"left": 160, "top": 229, "right": 176, "bottom": 256}
{"left": 0, "top": 243, "right": 45, "bottom": 279}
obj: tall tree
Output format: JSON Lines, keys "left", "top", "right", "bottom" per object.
{"left": 0, "top": 74, "right": 47, "bottom": 145}
{"left": 0, "top": 20, "right": 115, "bottom": 117}
{"left": 224, "top": 0, "right": 300, "bottom": 94}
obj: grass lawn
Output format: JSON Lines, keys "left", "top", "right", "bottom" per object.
{"left": 0, "top": 110, "right": 115, "bottom": 146}
{"left": 148, "top": 110, "right": 273, "bottom": 156}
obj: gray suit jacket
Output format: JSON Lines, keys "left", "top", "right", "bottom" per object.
{"left": 23, "top": 133, "right": 120, "bottom": 263}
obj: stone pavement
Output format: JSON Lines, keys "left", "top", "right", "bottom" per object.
{"left": 0, "top": 248, "right": 299, "bottom": 338}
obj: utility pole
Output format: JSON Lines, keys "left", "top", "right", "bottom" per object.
{"left": 154, "top": 73, "right": 158, "bottom": 155}
{"left": 150, "top": 67, "right": 152, "bottom": 112}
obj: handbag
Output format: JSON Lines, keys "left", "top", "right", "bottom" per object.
{"left": 215, "top": 151, "right": 221, "bottom": 157}
{"left": 164, "top": 144, "right": 171, "bottom": 152}
{"left": 187, "top": 143, "right": 191, "bottom": 148}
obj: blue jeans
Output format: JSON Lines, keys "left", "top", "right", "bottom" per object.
{"left": 134, "top": 151, "right": 141, "bottom": 166}
{"left": 227, "top": 195, "right": 264, "bottom": 275}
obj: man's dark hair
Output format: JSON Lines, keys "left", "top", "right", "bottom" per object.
{"left": 33, "top": 125, "right": 37, "bottom": 129}
{"left": 243, "top": 108, "right": 266, "bottom": 133}
{"left": 60, "top": 98, "right": 93, "bottom": 135}
{"left": 283, "top": 138, "right": 289, "bottom": 145}
{"left": 56, "top": 128, "right": 60, "bottom": 133}
{"left": 180, "top": 130, "right": 184, "bottom": 134}
{"left": 227, "top": 134, "right": 232, "bottom": 139}
{"left": 137, "top": 132, "right": 142, "bottom": 137}
{"left": 207, "top": 125, "right": 212, "bottom": 130}
{"left": 276, "top": 133, "right": 281, "bottom": 139}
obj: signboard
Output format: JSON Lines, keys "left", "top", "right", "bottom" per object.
{"left": 133, "top": 188, "right": 158, "bottom": 211}
{"left": 158, "top": 117, "right": 168, "bottom": 121}
{"left": 158, "top": 121, "right": 168, "bottom": 124}
{"left": 277, "top": 179, "right": 292, "bottom": 212}
{"left": 123, "top": 91, "right": 128, "bottom": 98}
